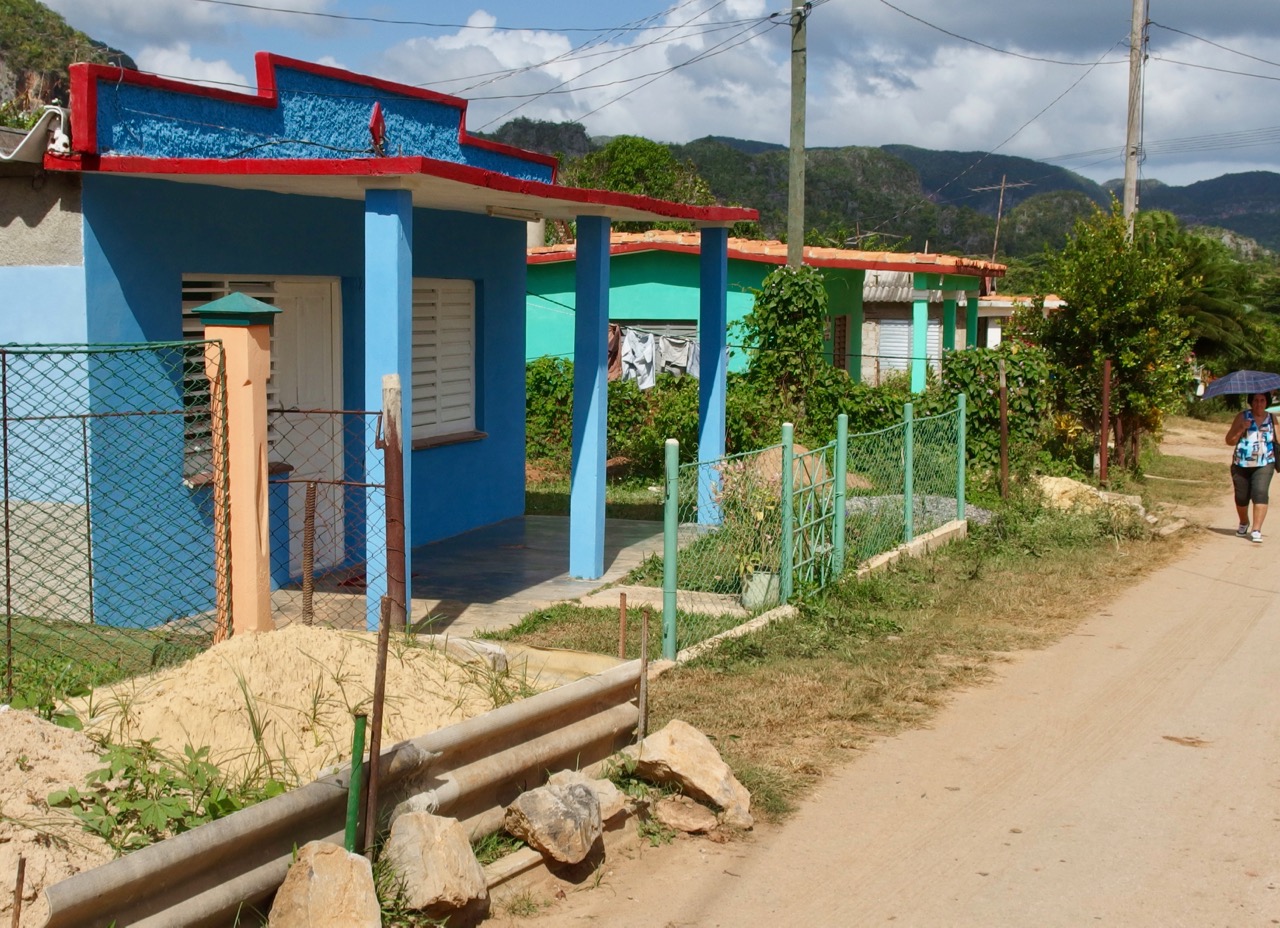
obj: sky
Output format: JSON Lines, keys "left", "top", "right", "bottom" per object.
{"left": 40, "top": 0, "right": 1280, "bottom": 188}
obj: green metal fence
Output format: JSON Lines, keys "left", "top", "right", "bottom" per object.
{"left": 651, "top": 399, "right": 967, "bottom": 659}
{"left": 1, "top": 342, "right": 232, "bottom": 711}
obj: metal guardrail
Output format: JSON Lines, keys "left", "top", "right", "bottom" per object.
{"left": 43, "top": 660, "right": 642, "bottom": 928}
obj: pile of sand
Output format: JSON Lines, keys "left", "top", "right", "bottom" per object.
{"left": 0, "top": 709, "right": 114, "bottom": 928}
{"left": 76, "top": 625, "right": 525, "bottom": 785}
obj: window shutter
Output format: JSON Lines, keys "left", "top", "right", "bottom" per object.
{"left": 412, "top": 279, "right": 475, "bottom": 441}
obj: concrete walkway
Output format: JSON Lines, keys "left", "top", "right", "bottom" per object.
{"left": 406, "top": 515, "right": 664, "bottom": 637}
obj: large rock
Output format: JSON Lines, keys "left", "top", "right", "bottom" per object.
{"left": 624, "top": 719, "right": 753, "bottom": 829}
{"left": 1036, "top": 476, "right": 1146, "bottom": 518}
{"left": 504, "top": 782, "right": 602, "bottom": 864}
{"left": 653, "top": 795, "right": 718, "bottom": 834}
{"left": 547, "top": 768, "right": 629, "bottom": 822}
{"left": 268, "top": 841, "right": 379, "bottom": 928}
{"left": 381, "top": 812, "right": 489, "bottom": 918}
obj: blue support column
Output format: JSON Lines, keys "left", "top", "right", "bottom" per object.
{"left": 698, "top": 226, "right": 729, "bottom": 526}
{"left": 966, "top": 293, "right": 979, "bottom": 348}
{"left": 911, "top": 273, "right": 929, "bottom": 393}
{"left": 570, "top": 215, "right": 610, "bottom": 578}
{"left": 364, "top": 187, "right": 413, "bottom": 630}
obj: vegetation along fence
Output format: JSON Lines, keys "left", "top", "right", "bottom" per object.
{"left": 0, "top": 342, "right": 232, "bottom": 715}
{"left": 647, "top": 398, "right": 967, "bottom": 659}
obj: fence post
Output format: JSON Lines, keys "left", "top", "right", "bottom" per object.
{"left": 833, "top": 414, "right": 848, "bottom": 576}
{"left": 781, "top": 422, "right": 795, "bottom": 601}
{"left": 382, "top": 375, "right": 407, "bottom": 632}
{"left": 956, "top": 394, "right": 967, "bottom": 522}
{"left": 197, "top": 294, "right": 281, "bottom": 638}
{"left": 662, "top": 439, "right": 678, "bottom": 661}
{"left": 904, "top": 403, "right": 915, "bottom": 544}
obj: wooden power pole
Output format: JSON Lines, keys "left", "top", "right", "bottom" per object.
{"left": 1122, "top": 0, "right": 1148, "bottom": 237}
{"left": 786, "top": 3, "right": 811, "bottom": 267}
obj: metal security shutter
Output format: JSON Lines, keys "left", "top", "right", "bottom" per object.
{"left": 879, "top": 318, "right": 909, "bottom": 373}
{"left": 412, "top": 279, "right": 476, "bottom": 441}
{"left": 622, "top": 319, "right": 697, "bottom": 340}
{"left": 877, "top": 316, "right": 940, "bottom": 378}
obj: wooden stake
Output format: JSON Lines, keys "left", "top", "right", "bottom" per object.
{"left": 618, "top": 592, "right": 628, "bottom": 660}
{"left": 11, "top": 855, "right": 25, "bottom": 928}
{"left": 637, "top": 607, "right": 650, "bottom": 742}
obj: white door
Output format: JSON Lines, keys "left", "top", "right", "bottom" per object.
{"left": 271, "top": 280, "right": 344, "bottom": 576}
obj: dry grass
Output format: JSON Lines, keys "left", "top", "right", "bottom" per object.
{"left": 498, "top": 464, "right": 1209, "bottom": 824}
{"left": 648, "top": 487, "right": 1201, "bottom": 820}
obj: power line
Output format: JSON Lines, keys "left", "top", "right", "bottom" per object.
{"left": 1148, "top": 55, "right": 1280, "bottom": 82}
{"left": 873, "top": 0, "right": 1128, "bottom": 67}
{"left": 1148, "top": 21, "right": 1280, "bottom": 70}
{"left": 185, "top": 0, "right": 765, "bottom": 32}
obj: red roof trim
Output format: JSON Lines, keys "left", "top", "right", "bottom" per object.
{"left": 66, "top": 53, "right": 560, "bottom": 177}
{"left": 51, "top": 152, "right": 757, "bottom": 222}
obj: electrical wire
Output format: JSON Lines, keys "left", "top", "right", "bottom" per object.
{"left": 184, "top": 0, "right": 765, "bottom": 32}
{"left": 1148, "top": 21, "right": 1280, "bottom": 70}
{"left": 873, "top": 0, "right": 1128, "bottom": 67}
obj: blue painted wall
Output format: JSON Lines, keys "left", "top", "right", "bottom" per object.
{"left": 74, "top": 175, "right": 527, "bottom": 624}
{"left": 92, "top": 64, "right": 553, "bottom": 181}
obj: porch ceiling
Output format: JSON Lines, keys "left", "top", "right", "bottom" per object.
{"left": 58, "top": 155, "right": 756, "bottom": 226}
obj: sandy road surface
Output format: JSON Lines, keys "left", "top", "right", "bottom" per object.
{"left": 501, "top": 420, "right": 1280, "bottom": 927}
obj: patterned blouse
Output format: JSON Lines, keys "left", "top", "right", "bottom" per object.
{"left": 1234, "top": 409, "right": 1276, "bottom": 468}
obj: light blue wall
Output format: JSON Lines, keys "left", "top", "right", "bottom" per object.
{"left": 0, "top": 270, "right": 90, "bottom": 503}
{"left": 75, "top": 175, "right": 527, "bottom": 624}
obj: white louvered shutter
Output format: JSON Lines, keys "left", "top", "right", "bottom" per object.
{"left": 412, "top": 279, "right": 476, "bottom": 441}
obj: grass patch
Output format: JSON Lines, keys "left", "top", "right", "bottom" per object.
{"left": 1134, "top": 451, "right": 1225, "bottom": 511}
{"left": 479, "top": 603, "right": 744, "bottom": 658}
{"left": 526, "top": 475, "right": 664, "bottom": 521}
{"left": 472, "top": 830, "right": 526, "bottom": 866}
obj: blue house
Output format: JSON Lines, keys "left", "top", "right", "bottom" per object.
{"left": 0, "top": 54, "right": 754, "bottom": 628}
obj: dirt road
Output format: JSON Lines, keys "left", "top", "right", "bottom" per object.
{"left": 511, "top": 421, "right": 1280, "bottom": 927}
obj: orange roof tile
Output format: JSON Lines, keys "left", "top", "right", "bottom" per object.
{"left": 528, "top": 231, "right": 1006, "bottom": 277}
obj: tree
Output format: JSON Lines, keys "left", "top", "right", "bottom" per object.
{"left": 737, "top": 264, "right": 829, "bottom": 411}
{"left": 1011, "top": 202, "right": 1191, "bottom": 470}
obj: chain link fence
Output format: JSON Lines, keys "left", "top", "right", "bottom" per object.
{"left": 267, "top": 409, "right": 386, "bottom": 631}
{"left": 2, "top": 342, "right": 231, "bottom": 710}
{"left": 631, "top": 402, "right": 966, "bottom": 656}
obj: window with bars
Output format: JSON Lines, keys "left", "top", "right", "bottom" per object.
{"left": 411, "top": 278, "right": 476, "bottom": 444}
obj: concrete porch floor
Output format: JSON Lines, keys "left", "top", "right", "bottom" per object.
{"left": 405, "top": 515, "right": 663, "bottom": 637}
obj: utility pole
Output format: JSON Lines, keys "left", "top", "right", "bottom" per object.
{"left": 972, "top": 174, "right": 1030, "bottom": 261}
{"left": 1122, "top": 0, "right": 1148, "bottom": 237}
{"left": 786, "top": 3, "right": 811, "bottom": 267}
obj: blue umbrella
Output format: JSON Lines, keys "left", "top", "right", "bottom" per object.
{"left": 1200, "top": 370, "right": 1280, "bottom": 400}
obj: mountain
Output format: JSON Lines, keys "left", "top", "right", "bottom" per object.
{"left": 0, "top": 0, "right": 134, "bottom": 124}
{"left": 1119, "top": 173, "right": 1280, "bottom": 251}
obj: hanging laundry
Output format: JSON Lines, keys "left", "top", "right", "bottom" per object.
{"left": 607, "top": 323, "right": 622, "bottom": 382}
{"left": 656, "top": 335, "right": 693, "bottom": 376}
{"left": 686, "top": 339, "right": 700, "bottom": 379}
{"left": 620, "top": 327, "right": 656, "bottom": 389}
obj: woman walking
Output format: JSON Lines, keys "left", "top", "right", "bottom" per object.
{"left": 1225, "top": 391, "right": 1276, "bottom": 543}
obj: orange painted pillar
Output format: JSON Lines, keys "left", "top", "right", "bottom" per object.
{"left": 196, "top": 293, "right": 281, "bottom": 638}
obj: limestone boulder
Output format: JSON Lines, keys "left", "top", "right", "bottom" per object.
{"left": 381, "top": 812, "right": 489, "bottom": 919}
{"left": 653, "top": 795, "right": 718, "bottom": 834}
{"left": 623, "top": 719, "right": 753, "bottom": 830}
{"left": 268, "top": 841, "right": 379, "bottom": 928}
{"left": 547, "top": 768, "right": 630, "bottom": 821}
{"left": 504, "top": 782, "right": 602, "bottom": 865}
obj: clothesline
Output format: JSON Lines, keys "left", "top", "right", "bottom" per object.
{"left": 611, "top": 323, "right": 700, "bottom": 389}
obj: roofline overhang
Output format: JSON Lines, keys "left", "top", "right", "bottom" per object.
{"left": 43, "top": 151, "right": 758, "bottom": 225}
{"left": 529, "top": 239, "right": 1003, "bottom": 278}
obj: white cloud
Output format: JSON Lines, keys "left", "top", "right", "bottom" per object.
{"left": 136, "top": 43, "right": 249, "bottom": 90}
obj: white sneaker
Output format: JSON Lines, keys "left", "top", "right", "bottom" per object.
{"left": 1251, "top": 530, "right": 1263, "bottom": 544}
{"left": 1237, "top": 523, "right": 1250, "bottom": 536}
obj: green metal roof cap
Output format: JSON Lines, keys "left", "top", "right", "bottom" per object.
{"left": 192, "top": 292, "right": 282, "bottom": 326}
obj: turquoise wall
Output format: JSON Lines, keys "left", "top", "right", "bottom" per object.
{"left": 526, "top": 250, "right": 864, "bottom": 373}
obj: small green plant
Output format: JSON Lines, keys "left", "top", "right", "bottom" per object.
{"left": 503, "top": 890, "right": 546, "bottom": 918}
{"left": 372, "top": 854, "right": 450, "bottom": 927}
{"left": 7, "top": 654, "right": 89, "bottom": 729}
{"left": 636, "top": 813, "right": 677, "bottom": 847}
{"left": 471, "top": 830, "right": 526, "bottom": 866}
{"left": 49, "top": 740, "right": 287, "bottom": 852}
